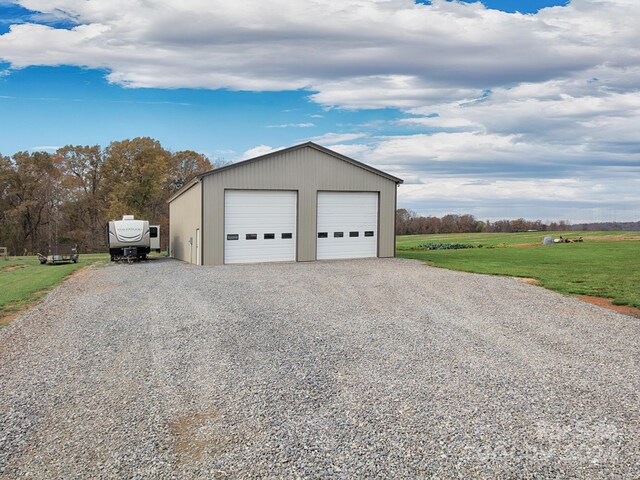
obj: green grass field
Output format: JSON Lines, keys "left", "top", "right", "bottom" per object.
{"left": 0, "top": 254, "right": 109, "bottom": 326}
{"left": 398, "top": 231, "right": 640, "bottom": 309}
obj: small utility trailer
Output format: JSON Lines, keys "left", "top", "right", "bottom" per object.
{"left": 38, "top": 244, "right": 79, "bottom": 265}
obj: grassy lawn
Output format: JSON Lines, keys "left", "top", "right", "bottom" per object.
{"left": 397, "top": 230, "right": 640, "bottom": 249}
{"left": 0, "top": 254, "right": 109, "bottom": 326}
{"left": 398, "top": 231, "right": 640, "bottom": 309}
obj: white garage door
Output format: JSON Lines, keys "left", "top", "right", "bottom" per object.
{"left": 317, "top": 192, "right": 378, "bottom": 260}
{"left": 224, "top": 190, "right": 297, "bottom": 264}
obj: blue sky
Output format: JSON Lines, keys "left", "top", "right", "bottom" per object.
{"left": 1, "top": 0, "right": 638, "bottom": 222}
{"left": 0, "top": 65, "right": 409, "bottom": 160}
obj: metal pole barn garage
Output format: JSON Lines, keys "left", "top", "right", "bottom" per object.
{"left": 168, "top": 142, "right": 402, "bottom": 266}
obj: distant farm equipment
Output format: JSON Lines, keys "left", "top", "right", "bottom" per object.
{"left": 544, "top": 236, "right": 584, "bottom": 245}
{"left": 37, "top": 244, "right": 79, "bottom": 265}
{"left": 107, "top": 215, "right": 160, "bottom": 262}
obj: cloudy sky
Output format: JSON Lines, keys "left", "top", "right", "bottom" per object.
{"left": 1, "top": 0, "right": 639, "bottom": 223}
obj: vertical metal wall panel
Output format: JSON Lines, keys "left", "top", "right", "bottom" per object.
{"left": 169, "top": 182, "right": 201, "bottom": 264}
{"left": 201, "top": 146, "right": 398, "bottom": 265}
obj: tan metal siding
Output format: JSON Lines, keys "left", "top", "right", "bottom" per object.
{"left": 169, "top": 182, "right": 201, "bottom": 264}
{"left": 202, "top": 147, "right": 397, "bottom": 265}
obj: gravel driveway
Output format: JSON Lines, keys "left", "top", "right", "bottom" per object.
{"left": 1, "top": 258, "right": 639, "bottom": 478}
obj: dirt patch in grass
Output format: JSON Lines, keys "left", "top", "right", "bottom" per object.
{"left": 1, "top": 265, "right": 25, "bottom": 272}
{"left": 0, "top": 309, "right": 26, "bottom": 327}
{"left": 578, "top": 296, "right": 640, "bottom": 318}
{"left": 513, "top": 277, "right": 540, "bottom": 286}
{"left": 68, "top": 266, "right": 93, "bottom": 281}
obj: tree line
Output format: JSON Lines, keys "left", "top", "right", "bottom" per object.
{"left": 396, "top": 209, "right": 639, "bottom": 234}
{"left": 0, "top": 137, "right": 214, "bottom": 255}
{"left": 395, "top": 209, "right": 573, "bottom": 235}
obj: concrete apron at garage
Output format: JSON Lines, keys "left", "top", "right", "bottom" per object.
{"left": 0, "top": 258, "right": 639, "bottom": 478}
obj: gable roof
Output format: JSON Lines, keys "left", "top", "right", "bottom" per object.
{"left": 168, "top": 142, "right": 403, "bottom": 203}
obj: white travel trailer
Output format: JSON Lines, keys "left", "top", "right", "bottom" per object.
{"left": 107, "top": 215, "right": 160, "bottom": 261}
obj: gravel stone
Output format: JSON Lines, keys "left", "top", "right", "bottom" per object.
{"left": 0, "top": 258, "right": 639, "bottom": 478}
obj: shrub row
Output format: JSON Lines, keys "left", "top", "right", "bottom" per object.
{"left": 416, "top": 243, "right": 481, "bottom": 250}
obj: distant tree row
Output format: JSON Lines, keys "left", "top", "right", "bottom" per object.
{"left": 0, "top": 137, "right": 215, "bottom": 255}
{"left": 395, "top": 209, "right": 574, "bottom": 235}
{"left": 570, "top": 221, "right": 640, "bottom": 232}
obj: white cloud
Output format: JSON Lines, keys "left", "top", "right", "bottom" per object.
{"left": 397, "top": 177, "right": 640, "bottom": 223}
{"left": 240, "top": 145, "right": 277, "bottom": 160}
{"left": 266, "top": 123, "right": 315, "bottom": 128}
{"left": 313, "top": 125, "right": 638, "bottom": 221}
{"left": 308, "top": 132, "right": 368, "bottom": 145}
{"left": 1, "top": 0, "right": 638, "bottom": 100}
{"left": 310, "top": 76, "right": 479, "bottom": 110}
{"left": 2, "top": 0, "right": 639, "bottom": 221}
{"left": 29, "top": 145, "right": 61, "bottom": 152}
{"left": 324, "top": 142, "right": 374, "bottom": 160}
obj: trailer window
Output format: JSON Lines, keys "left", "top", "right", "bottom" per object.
{"left": 150, "top": 227, "right": 158, "bottom": 238}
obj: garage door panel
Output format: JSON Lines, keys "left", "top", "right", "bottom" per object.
{"left": 224, "top": 190, "right": 297, "bottom": 264}
{"left": 317, "top": 192, "right": 378, "bottom": 260}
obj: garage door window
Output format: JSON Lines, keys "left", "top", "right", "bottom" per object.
{"left": 318, "top": 232, "right": 328, "bottom": 238}
{"left": 246, "top": 234, "right": 257, "bottom": 240}
{"left": 227, "top": 234, "right": 239, "bottom": 240}
{"left": 264, "top": 233, "right": 275, "bottom": 239}
{"left": 282, "top": 233, "right": 293, "bottom": 239}
{"left": 334, "top": 232, "right": 344, "bottom": 238}
{"left": 365, "top": 231, "right": 374, "bottom": 237}
{"left": 349, "top": 231, "right": 359, "bottom": 237}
